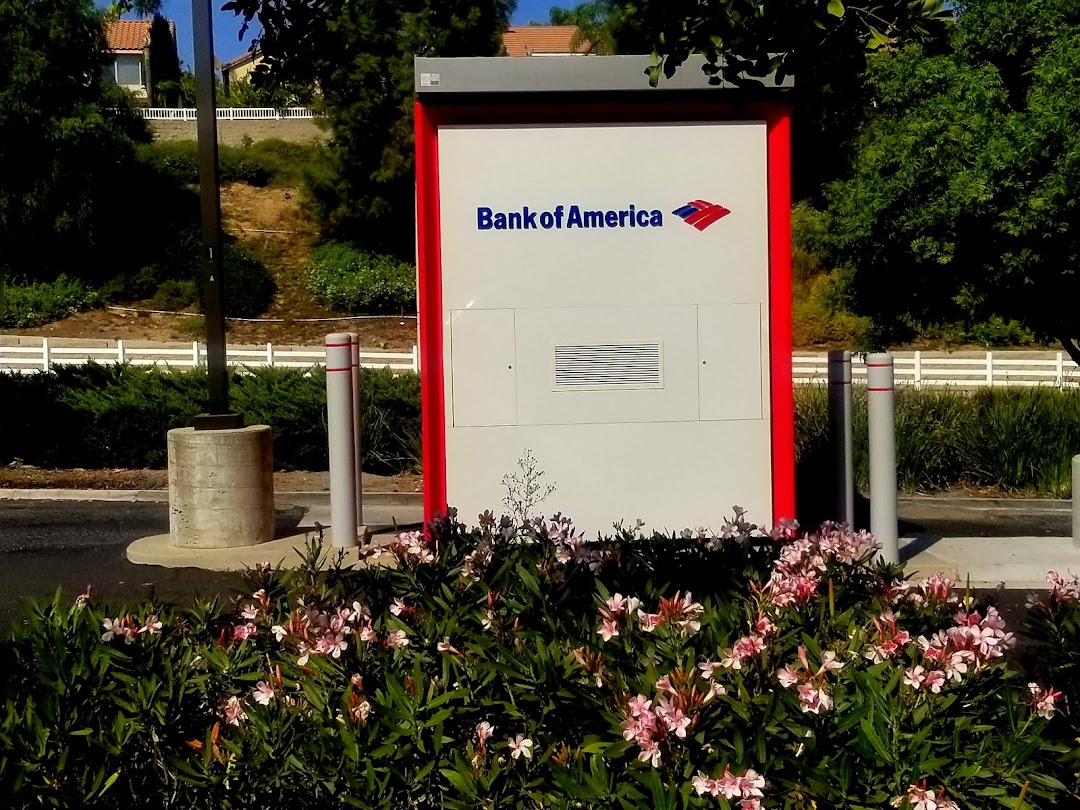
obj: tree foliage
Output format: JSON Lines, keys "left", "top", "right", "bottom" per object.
{"left": 223, "top": 0, "right": 514, "bottom": 258}
{"left": 0, "top": 0, "right": 150, "bottom": 277}
{"left": 822, "top": 0, "right": 1080, "bottom": 357}
{"left": 623, "top": 0, "right": 954, "bottom": 198}
{"left": 548, "top": 0, "right": 623, "bottom": 54}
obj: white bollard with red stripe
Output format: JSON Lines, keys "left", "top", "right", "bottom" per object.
{"left": 347, "top": 332, "right": 366, "bottom": 540}
{"left": 867, "top": 352, "right": 898, "bottom": 564}
{"left": 325, "top": 333, "right": 357, "bottom": 547}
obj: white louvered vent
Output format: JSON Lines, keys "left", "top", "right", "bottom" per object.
{"left": 553, "top": 343, "right": 664, "bottom": 391}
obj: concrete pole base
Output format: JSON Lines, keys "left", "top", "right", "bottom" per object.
{"left": 168, "top": 425, "right": 275, "bottom": 549}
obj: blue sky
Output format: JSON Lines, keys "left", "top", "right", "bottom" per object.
{"left": 152, "top": 0, "right": 558, "bottom": 70}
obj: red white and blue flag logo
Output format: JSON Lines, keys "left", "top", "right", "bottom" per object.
{"left": 672, "top": 200, "right": 731, "bottom": 231}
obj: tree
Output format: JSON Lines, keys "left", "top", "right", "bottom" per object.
{"left": 548, "top": 1, "right": 622, "bottom": 54}
{"left": 222, "top": 0, "right": 514, "bottom": 258}
{"left": 620, "top": 0, "right": 954, "bottom": 198}
{"left": 0, "top": 0, "right": 150, "bottom": 277}
{"left": 821, "top": 0, "right": 1080, "bottom": 359}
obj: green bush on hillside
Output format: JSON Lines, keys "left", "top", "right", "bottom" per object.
{"left": 136, "top": 139, "right": 330, "bottom": 189}
{"left": 0, "top": 275, "right": 100, "bottom": 328}
{"left": 305, "top": 241, "right": 416, "bottom": 314}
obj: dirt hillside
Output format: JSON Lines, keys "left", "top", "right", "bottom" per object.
{"left": 2, "top": 184, "right": 418, "bottom": 350}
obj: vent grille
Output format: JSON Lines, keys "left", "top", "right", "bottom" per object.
{"left": 553, "top": 343, "right": 663, "bottom": 391}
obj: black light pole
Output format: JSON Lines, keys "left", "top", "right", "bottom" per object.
{"left": 192, "top": 0, "right": 241, "bottom": 430}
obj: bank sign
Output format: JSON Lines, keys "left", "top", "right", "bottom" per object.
{"left": 477, "top": 199, "right": 731, "bottom": 232}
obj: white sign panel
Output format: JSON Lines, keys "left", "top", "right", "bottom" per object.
{"left": 438, "top": 122, "right": 771, "bottom": 533}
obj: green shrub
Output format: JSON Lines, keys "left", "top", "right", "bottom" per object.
{"left": 150, "top": 279, "right": 198, "bottom": 311}
{"left": 0, "top": 366, "right": 419, "bottom": 474}
{"left": 306, "top": 241, "right": 416, "bottom": 314}
{"left": 194, "top": 245, "right": 277, "bottom": 319}
{"left": 135, "top": 139, "right": 330, "bottom": 189}
{"left": 0, "top": 516, "right": 1070, "bottom": 808}
{"left": 0, "top": 275, "right": 100, "bottom": 328}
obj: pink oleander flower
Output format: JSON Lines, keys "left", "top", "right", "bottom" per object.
{"left": 655, "top": 676, "right": 677, "bottom": 695}
{"left": 698, "top": 661, "right": 723, "bottom": 680}
{"left": 692, "top": 766, "right": 766, "bottom": 802}
{"left": 271, "top": 624, "right": 288, "bottom": 642}
{"left": 598, "top": 618, "right": 620, "bottom": 642}
{"left": 1028, "top": 683, "right": 1065, "bottom": 719}
{"left": 385, "top": 629, "right": 409, "bottom": 649}
{"left": 74, "top": 584, "right": 93, "bottom": 608}
{"left": 390, "top": 598, "right": 407, "bottom": 616}
{"left": 239, "top": 604, "right": 259, "bottom": 621}
{"left": 437, "top": 638, "right": 463, "bottom": 656}
{"left": 222, "top": 696, "right": 247, "bottom": 726}
{"left": 508, "top": 734, "right": 534, "bottom": 760}
{"left": 139, "top": 614, "right": 163, "bottom": 635}
{"left": 721, "top": 634, "right": 766, "bottom": 670}
{"left": 605, "top": 593, "right": 641, "bottom": 619}
{"left": 252, "top": 681, "right": 275, "bottom": 705}
{"left": 638, "top": 611, "right": 663, "bottom": 632}
{"left": 475, "top": 721, "right": 495, "bottom": 747}
{"left": 797, "top": 682, "right": 832, "bottom": 714}
{"left": 232, "top": 622, "right": 258, "bottom": 643}
{"left": 891, "top": 782, "right": 957, "bottom": 810}
{"left": 627, "top": 695, "right": 652, "bottom": 717}
{"left": 351, "top": 673, "right": 363, "bottom": 690}
{"left": 754, "top": 612, "right": 777, "bottom": 637}
{"left": 777, "top": 664, "right": 799, "bottom": 688}
{"left": 102, "top": 616, "right": 136, "bottom": 644}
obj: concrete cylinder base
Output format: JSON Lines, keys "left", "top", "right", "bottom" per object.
{"left": 168, "top": 425, "right": 275, "bottom": 549}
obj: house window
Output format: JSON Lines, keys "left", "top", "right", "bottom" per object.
{"left": 109, "top": 55, "right": 143, "bottom": 86}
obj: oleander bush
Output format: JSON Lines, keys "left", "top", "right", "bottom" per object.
{"left": 0, "top": 511, "right": 1072, "bottom": 809}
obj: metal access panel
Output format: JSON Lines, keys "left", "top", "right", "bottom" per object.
{"left": 416, "top": 56, "right": 794, "bottom": 534}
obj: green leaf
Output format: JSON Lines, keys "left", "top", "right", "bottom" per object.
{"left": 827, "top": 0, "right": 845, "bottom": 17}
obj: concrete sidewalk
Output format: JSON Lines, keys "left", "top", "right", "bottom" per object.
{"left": 901, "top": 535, "right": 1077, "bottom": 590}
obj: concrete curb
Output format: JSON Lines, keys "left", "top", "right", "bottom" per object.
{"left": 126, "top": 530, "right": 401, "bottom": 572}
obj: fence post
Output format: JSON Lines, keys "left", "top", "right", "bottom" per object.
{"left": 412, "top": 344, "right": 420, "bottom": 373}
{"left": 192, "top": 341, "right": 200, "bottom": 367}
{"left": 1058, "top": 352, "right": 1065, "bottom": 387}
{"left": 348, "top": 332, "right": 366, "bottom": 539}
{"left": 266, "top": 342, "right": 274, "bottom": 367}
{"left": 828, "top": 350, "right": 855, "bottom": 527}
{"left": 867, "top": 353, "right": 899, "bottom": 565}
{"left": 326, "top": 333, "right": 358, "bottom": 547}
{"left": 986, "top": 351, "right": 994, "bottom": 386}
{"left": 42, "top": 338, "right": 50, "bottom": 372}
{"left": 117, "top": 339, "right": 126, "bottom": 365}
{"left": 913, "top": 351, "right": 922, "bottom": 385}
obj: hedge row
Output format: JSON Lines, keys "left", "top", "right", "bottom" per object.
{"left": 0, "top": 366, "right": 419, "bottom": 474}
{"left": 4, "top": 369, "right": 1080, "bottom": 497}
{"left": 796, "top": 384, "right": 1080, "bottom": 502}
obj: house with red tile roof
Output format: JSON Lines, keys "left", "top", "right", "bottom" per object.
{"left": 103, "top": 19, "right": 178, "bottom": 105}
{"left": 502, "top": 25, "right": 593, "bottom": 57}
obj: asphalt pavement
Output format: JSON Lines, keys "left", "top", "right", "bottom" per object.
{"left": 0, "top": 493, "right": 1071, "bottom": 629}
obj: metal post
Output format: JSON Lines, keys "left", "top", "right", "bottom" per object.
{"left": 1074, "top": 455, "right": 1080, "bottom": 550}
{"left": 348, "top": 332, "right": 366, "bottom": 538}
{"left": 326, "top": 334, "right": 357, "bottom": 547}
{"left": 42, "top": 338, "right": 50, "bottom": 372}
{"left": 191, "top": 0, "right": 240, "bottom": 430}
{"left": 867, "top": 352, "right": 898, "bottom": 564}
{"left": 828, "top": 350, "right": 854, "bottom": 526}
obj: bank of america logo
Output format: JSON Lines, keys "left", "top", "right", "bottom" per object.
{"left": 672, "top": 200, "right": 731, "bottom": 231}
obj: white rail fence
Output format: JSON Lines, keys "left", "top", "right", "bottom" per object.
{"left": 2, "top": 342, "right": 1079, "bottom": 387}
{"left": 794, "top": 351, "right": 1080, "bottom": 388}
{"left": 139, "top": 107, "right": 316, "bottom": 121}
{"left": 0, "top": 340, "right": 418, "bottom": 374}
